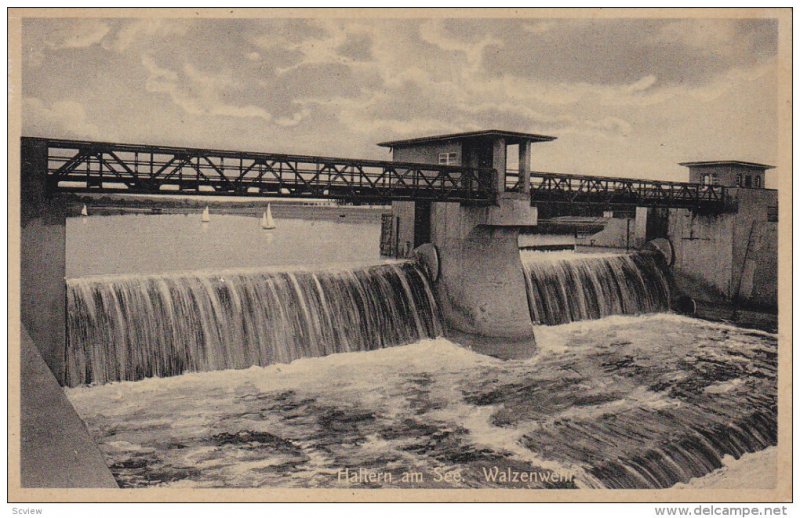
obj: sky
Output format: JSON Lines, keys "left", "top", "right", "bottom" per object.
{"left": 21, "top": 16, "right": 780, "bottom": 185}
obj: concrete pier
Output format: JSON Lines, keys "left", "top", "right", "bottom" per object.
{"left": 394, "top": 194, "right": 538, "bottom": 341}
{"left": 21, "top": 138, "right": 67, "bottom": 383}
{"left": 19, "top": 139, "right": 117, "bottom": 487}
{"left": 380, "top": 130, "right": 555, "bottom": 343}
{"left": 429, "top": 194, "right": 536, "bottom": 340}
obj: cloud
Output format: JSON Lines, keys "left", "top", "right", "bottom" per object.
{"left": 105, "top": 19, "right": 190, "bottom": 53}
{"left": 23, "top": 97, "right": 102, "bottom": 139}
{"left": 480, "top": 18, "right": 777, "bottom": 87}
{"left": 418, "top": 19, "right": 503, "bottom": 72}
{"left": 46, "top": 19, "right": 111, "bottom": 49}
{"left": 522, "top": 21, "right": 558, "bottom": 34}
{"left": 20, "top": 17, "right": 780, "bottom": 179}
{"left": 336, "top": 33, "right": 374, "bottom": 62}
{"left": 141, "top": 54, "right": 277, "bottom": 122}
{"left": 656, "top": 19, "right": 738, "bottom": 50}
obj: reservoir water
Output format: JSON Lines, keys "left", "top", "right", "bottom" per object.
{"left": 67, "top": 212, "right": 382, "bottom": 277}
{"left": 64, "top": 210, "right": 778, "bottom": 489}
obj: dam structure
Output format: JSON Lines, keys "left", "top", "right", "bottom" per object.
{"left": 21, "top": 131, "right": 776, "bottom": 380}
{"left": 18, "top": 131, "right": 778, "bottom": 488}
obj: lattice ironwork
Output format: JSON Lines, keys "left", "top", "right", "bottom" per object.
{"left": 30, "top": 137, "right": 497, "bottom": 204}
{"left": 506, "top": 170, "right": 728, "bottom": 210}
{"left": 26, "top": 137, "right": 728, "bottom": 211}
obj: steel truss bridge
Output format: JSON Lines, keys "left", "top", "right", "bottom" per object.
{"left": 27, "top": 137, "right": 728, "bottom": 210}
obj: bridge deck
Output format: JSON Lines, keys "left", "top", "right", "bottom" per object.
{"left": 31, "top": 137, "right": 496, "bottom": 204}
{"left": 25, "top": 137, "right": 727, "bottom": 210}
{"left": 507, "top": 171, "right": 728, "bottom": 210}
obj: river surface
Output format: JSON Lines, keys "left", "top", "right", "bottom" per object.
{"left": 67, "top": 212, "right": 382, "bottom": 278}
{"left": 66, "top": 315, "right": 776, "bottom": 489}
{"left": 64, "top": 212, "right": 778, "bottom": 489}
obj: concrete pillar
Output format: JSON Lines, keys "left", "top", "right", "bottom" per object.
{"left": 390, "top": 201, "right": 415, "bottom": 258}
{"left": 634, "top": 206, "right": 648, "bottom": 248}
{"left": 518, "top": 141, "right": 531, "bottom": 194}
{"left": 492, "top": 138, "right": 507, "bottom": 193}
{"left": 429, "top": 201, "right": 535, "bottom": 343}
{"left": 21, "top": 138, "right": 67, "bottom": 384}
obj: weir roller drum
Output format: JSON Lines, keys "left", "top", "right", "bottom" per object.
{"left": 641, "top": 237, "right": 675, "bottom": 267}
{"left": 641, "top": 237, "right": 697, "bottom": 316}
{"left": 412, "top": 243, "right": 440, "bottom": 283}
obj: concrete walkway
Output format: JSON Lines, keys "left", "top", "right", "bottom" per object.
{"left": 20, "top": 326, "right": 118, "bottom": 488}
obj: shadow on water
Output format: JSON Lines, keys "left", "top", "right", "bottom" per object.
{"left": 445, "top": 328, "right": 538, "bottom": 360}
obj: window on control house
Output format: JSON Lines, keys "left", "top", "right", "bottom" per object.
{"left": 438, "top": 152, "right": 458, "bottom": 165}
{"left": 702, "top": 174, "right": 718, "bottom": 185}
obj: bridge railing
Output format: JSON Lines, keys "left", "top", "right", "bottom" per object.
{"left": 506, "top": 169, "right": 727, "bottom": 210}
{"left": 30, "top": 137, "right": 497, "bottom": 203}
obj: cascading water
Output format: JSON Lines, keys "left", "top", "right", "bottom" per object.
{"left": 522, "top": 251, "right": 670, "bottom": 325}
{"left": 66, "top": 262, "right": 442, "bottom": 387}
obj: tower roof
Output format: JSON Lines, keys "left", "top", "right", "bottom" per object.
{"left": 377, "top": 129, "right": 557, "bottom": 148}
{"left": 679, "top": 160, "right": 774, "bottom": 170}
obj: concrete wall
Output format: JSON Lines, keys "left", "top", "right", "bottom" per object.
{"left": 391, "top": 201, "right": 416, "bottom": 258}
{"left": 728, "top": 188, "right": 779, "bottom": 308}
{"left": 667, "top": 187, "right": 778, "bottom": 309}
{"left": 577, "top": 217, "right": 634, "bottom": 249}
{"left": 736, "top": 222, "right": 778, "bottom": 308}
{"left": 21, "top": 138, "right": 67, "bottom": 383}
{"left": 668, "top": 209, "right": 736, "bottom": 298}
{"left": 573, "top": 187, "right": 777, "bottom": 310}
{"left": 392, "top": 194, "right": 537, "bottom": 341}
{"left": 392, "top": 141, "right": 462, "bottom": 165}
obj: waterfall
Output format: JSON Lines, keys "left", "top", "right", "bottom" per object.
{"left": 66, "top": 262, "right": 442, "bottom": 387}
{"left": 522, "top": 251, "right": 670, "bottom": 325}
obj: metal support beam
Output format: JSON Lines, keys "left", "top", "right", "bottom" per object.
{"left": 519, "top": 141, "right": 531, "bottom": 195}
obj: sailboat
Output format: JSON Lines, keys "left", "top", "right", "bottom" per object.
{"left": 261, "top": 204, "right": 276, "bottom": 230}
{"left": 80, "top": 204, "right": 89, "bottom": 217}
{"left": 201, "top": 206, "right": 210, "bottom": 223}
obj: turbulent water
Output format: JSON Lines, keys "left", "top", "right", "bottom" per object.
{"left": 522, "top": 251, "right": 670, "bottom": 325}
{"left": 64, "top": 244, "right": 776, "bottom": 489}
{"left": 66, "top": 262, "right": 441, "bottom": 387}
{"left": 66, "top": 315, "right": 777, "bottom": 489}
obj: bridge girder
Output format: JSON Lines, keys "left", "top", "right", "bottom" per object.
{"left": 27, "top": 137, "right": 728, "bottom": 211}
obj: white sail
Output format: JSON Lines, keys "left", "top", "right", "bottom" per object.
{"left": 201, "top": 206, "right": 210, "bottom": 223}
{"left": 261, "top": 204, "right": 276, "bottom": 229}
{"left": 80, "top": 204, "right": 89, "bottom": 217}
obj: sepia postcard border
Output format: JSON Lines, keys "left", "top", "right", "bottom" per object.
{"left": 6, "top": 6, "right": 793, "bottom": 503}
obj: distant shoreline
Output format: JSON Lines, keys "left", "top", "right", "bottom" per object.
{"left": 68, "top": 198, "right": 387, "bottom": 224}
{"left": 66, "top": 192, "right": 388, "bottom": 210}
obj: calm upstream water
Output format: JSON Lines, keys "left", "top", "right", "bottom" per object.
{"left": 66, "top": 212, "right": 382, "bottom": 278}
{"left": 64, "top": 212, "right": 778, "bottom": 489}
